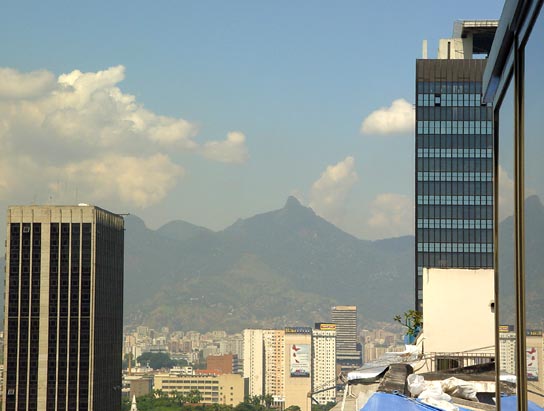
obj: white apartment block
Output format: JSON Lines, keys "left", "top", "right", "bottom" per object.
{"left": 499, "top": 329, "right": 516, "bottom": 375}
{"left": 312, "top": 328, "right": 337, "bottom": 404}
{"left": 243, "top": 329, "right": 265, "bottom": 397}
{"left": 264, "top": 330, "right": 285, "bottom": 400}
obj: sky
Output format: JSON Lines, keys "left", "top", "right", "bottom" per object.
{"left": 0, "top": 0, "right": 505, "bottom": 241}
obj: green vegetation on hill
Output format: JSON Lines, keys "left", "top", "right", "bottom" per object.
{"left": 123, "top": 197, "right": 414, "bottom": 331}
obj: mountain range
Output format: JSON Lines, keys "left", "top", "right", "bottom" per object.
{"left": 124, "top": 196, "right": 414, "bottom": 332}
{"left": 122, "top": 194, "right": 544, "bottom": 331}
{"left": 1, "top": 195, "right": 543, "bottom": 332}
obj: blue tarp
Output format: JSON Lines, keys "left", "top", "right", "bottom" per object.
{"left": 500, "top": 396, "right": 544, "bottom": 411}
{"left": 360, "top": 393, "right": 544, "bottom": 411}
{"left": 360, "top": 392, "right": 472, "bottom": 411}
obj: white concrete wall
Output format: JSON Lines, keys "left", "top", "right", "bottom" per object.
{"left": 423, "top": 268, "right": 494, "bottom": 354}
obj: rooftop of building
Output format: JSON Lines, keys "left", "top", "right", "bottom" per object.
{"left": 453, "top": 20, "right": 499, "bottom": 54}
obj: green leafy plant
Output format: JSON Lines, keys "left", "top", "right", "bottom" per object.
{"left": 393, "top": 310, "right": 423, "bottom": 337}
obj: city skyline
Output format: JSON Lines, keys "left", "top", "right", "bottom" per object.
{"left": 0, "top": 1, "right": 504, "bottom": 244}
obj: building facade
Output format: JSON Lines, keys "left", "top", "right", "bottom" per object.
{"left": 2, "top": 205, "right": 124, "bottom": 411}
{"left": 154, "top": 373, "right": 244, "bottom": 406}
{"left": 206, "top": 354, "right": 241, "bottom": 375}
{"left": 243, "top": 329, "right": 264, "bottom": 397}
{"left": 284, "top": 327, "right": 312, "bottom": 411}
{"left": 330, "top": 306, "right": 361, "bottom": 370}
{"left": 311, "top": 325, "right": 336, "bottom": 405}
{"left": 415, "top": 21, "right": 498, "bottom": 310}
{"left": 263, "top": 329, "right": 285, "bottom": 401}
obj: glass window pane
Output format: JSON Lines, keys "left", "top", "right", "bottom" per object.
{"left": 497, "top": 77, "right": 516, "bottom": 403}
{"left": 523, "top": 11, "right": 544, "bottom": 408}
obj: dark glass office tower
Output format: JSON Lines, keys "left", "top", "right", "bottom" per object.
{"left": 415, "top": 21, "right": 497, "bottom": 311}
{"left": 3, "top": 205, "right": 124, "bottom": 411}
{"left": 331, "top": 305, "right": 361, "bottom": 371}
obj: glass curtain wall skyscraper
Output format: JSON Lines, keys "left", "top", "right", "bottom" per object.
{"left": 331, "top": 305, "right": 361, "bottom": 370}
{"left": 415, "top": 21, "right": 497, "bottom": 310}
{"left": 3, "top": 205, "right": 124, "bottom": 411}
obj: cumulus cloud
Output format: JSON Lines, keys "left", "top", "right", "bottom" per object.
{"left": 360, "top": 98, "right": 414, "bottom": 135}
{"left": 202, "top": 131, "right": 249, "bottom": 164}
{"left": 309, "top": 156, "right": 358, "bottom": 223}
{"left": 368, "top": 193, "right": 413, "bottom": 238}
{"left": 57, "top": 154, "right": 183, "bottom": 208}
{"left": 0, "top": 65, "right": 248, "bottom": 209}
{"left": 0, "top": 68, "right": 56, "bottom": 99}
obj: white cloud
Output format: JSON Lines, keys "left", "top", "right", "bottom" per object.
{"left": 57, "top": 154, "right": 183, "bottom": 208}
{"left": 0, "top": 68, "right": 56, "bottom": 99}
{"left": 368, "top": 193, "right": 413, "bottom": 238}
{"left": 360, "top": 98, "right": 414, "bottom": 135}
{"left": 202, "top": 131, "right": 249, "bottom": 164}
{"left": 0, "top": 65, "right": 248, "bottom": 209}
{"left": 309, "top": 156, "right": 358, "bottom": 223}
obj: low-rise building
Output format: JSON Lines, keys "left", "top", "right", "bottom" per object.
{"left": 154, "top": 373, "right": 244, "bottom": 406}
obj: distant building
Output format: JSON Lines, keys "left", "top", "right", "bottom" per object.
{"left": 123, "top": 376, "right": 153, "bottom": 399}
{"left": 415, "top": 20, "right": 498, "bottom": 310}
{"left": 363, "top": 342, "right": 389, "bottom": 364}
{"left": 499, "top": 327, "right": 544, "bottom": 406}
{"left": 312, "top": 324, "right": 336, "bottom": 404}
{"left": 263, "top": 330, "right": 285, "bottom": 401}
{"left": 243, "top": 329, "right": 265, "bottom": 397}
{"left": 207, "top": 354, "right": 241, "bottom": 375}
{"left": 499, "top": 326, "right": 517, "bottom": 375}
{"left": 2, "top": 205, "right": 124, "bottom": 411}
{"left": 284, "top": 327, "right": 312, "bottom": 411}
{"left": 331, "top": 306, "right": 361, "bottom": 370}
{"left": 154, "top": 373, "right": 244, "bottom": 406}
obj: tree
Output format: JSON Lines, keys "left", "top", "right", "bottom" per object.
{"left": 137, "top": 352, "right": 176, "bottom": 370}
{"left": 262, "top": 394, "right": 274, "bottom": 409}
{"left": 312, "top": 402, "right": 336, "bottom": 411}
{"left": 186, "top": 389, "right": 203, "bottom": 404}
{"left": 285, "top": 406, "right": 301, "bottom": 411}
{"left": 153, "top": 389, "right": 167, "bottom": 398}
{"left": 393, "top": 310, "right": 423, "bottom": 337}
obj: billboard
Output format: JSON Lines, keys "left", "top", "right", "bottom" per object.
{"left": 285, "top": 326, "right": 312, "bottom": 334}
{"left": 527, "top": 347, "right": 539, "bottom": 381}
{"left": 290, "top": 344, "right": 310, "bottom": 377}
{"left": 315, "top": 323, "right": 336, "bottom": 331}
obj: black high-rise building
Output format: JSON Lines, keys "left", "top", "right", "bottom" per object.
{"left": 3, "top": 205, "right": 124, "bottom": 411}
{"left": 415, "top": 21, "right": 498, "bottom": 310}
{"left": 331, "top": 305, "right": 361, "bottom": 370}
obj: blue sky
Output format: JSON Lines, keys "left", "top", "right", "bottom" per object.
{"left": 0, "top": 1, "right": 504, "bottom": 239}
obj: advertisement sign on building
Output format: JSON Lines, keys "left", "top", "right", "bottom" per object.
{"left": 315, "top": 323, "right": 336, "bottom": 331}
{"left": 527, "top": 347, "right": 539, "bottom": 381}
{"left": 290, "top": 344, "right": 310, "bottom": 377}
{"left": 285, "top": 327, "right": 312, "bottom": 334}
